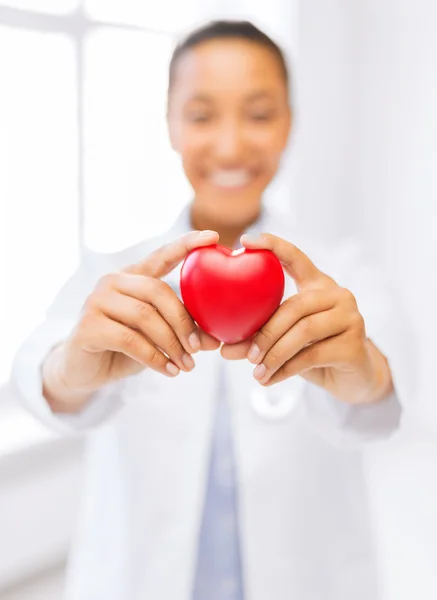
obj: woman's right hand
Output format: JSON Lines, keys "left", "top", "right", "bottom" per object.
{"left": 42, "top": 230, "right": 220, "bottom": 411}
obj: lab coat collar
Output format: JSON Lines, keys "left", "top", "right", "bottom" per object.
{"left": 164, "top": 201, "right": 272, "bottom": 289}
{"left": 170, "top": 201, "right": 270, "bottom": 239}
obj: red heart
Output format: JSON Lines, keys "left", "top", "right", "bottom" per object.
{"left": 180, "top": 244, "right": 285, "bottom": 344}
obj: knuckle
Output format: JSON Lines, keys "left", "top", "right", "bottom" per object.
{"left": 257, "top": 324, "right": 275, "bottom": 344}
{"left": 150, "top": 278, "right": 169, "bottom": 296}
{"left": 167, "top": 334, "right": 181, "bottom": 352}
{"left": 91, "top": 273, "right": 123, "bottom": 307}
{"left": 154, "top": 246, "right": 174, "bottom": 275}
{"left": 84, "top": 285, "right": 111, "bottom": 313}
{"left": 176, "top": 307, "right": 192, "bottom": 327}
{"left": 135, "top": 301, "right": 156, "bottom": 321}
{"left": 265, "top": 346, "right": 281, "bottom": 366}
{"left": 350, "top": 311, "right": 365, "bottom": 333}
{"left": 305, "top": 343, "right": 319, "bottom": 362}
{"left": 148, "top": 348, "right": 163, "bottom": 366}
{"left": 121, "top": 329, "right": 139, "bottom": 349}
{"left": 300, "top": 315, "right": 315, "bottom": 337}
{"left": 285, "top": 293, "right": 305, "bottom": 311}
{"left": 323, "top": 274, "right": 338, "bottom": 289}
{"left": 339, "top": 287, "right": 357, "bottom": 306}
{"left": 284, "top": 293, "right": 310, "bottom": 320}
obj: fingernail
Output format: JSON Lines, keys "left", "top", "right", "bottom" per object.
{"left": 182, "top": 353, "right": 195, "bottom": 370}
{"left": 188, "top": 332, "right": 201, "bottom": 351}
{"left": 247, "top": 343, "right": 260, "bottom": 363}
{"left": 241, "top": 233, "right": 263, "bottom": 244}
{"left": 253, "top": 363, "right": 266, "bottom": 380}
{"left": 198, "top": 230, "right": 217, "bottom": 239}
{"left": 166, "top": 363, "right": 180, "bottom": 377}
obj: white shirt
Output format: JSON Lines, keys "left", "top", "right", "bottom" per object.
{"left": 8, "top": 204, "right": 413, "bottom": 600}
{"left": 191, "top": 362, "right": 245, "bottom": 600}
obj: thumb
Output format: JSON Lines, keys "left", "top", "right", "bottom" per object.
{"left": 125, "top": 230, "right": 219, "bottom": 278}
{"left": 241, "top": 232, "right": 335, "bottom": 290}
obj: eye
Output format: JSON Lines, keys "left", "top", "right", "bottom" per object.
{"left": 251, "top": 113, "right": 271, "bottom": 121}
{"left": 187, "top": 112, "right": 212, "bottom": 124}
{"left": 248, "top": 111, "right": 276, "bottom": 122}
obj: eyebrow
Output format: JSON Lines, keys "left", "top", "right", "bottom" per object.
{"left": 186, "top": 94, "right": 213, "bottom": 104}
{"left": 186, "top": 91, "right": 276, "bottom": 104}
{"left": 245, "top": 91, "right": 276, "bottom": 102}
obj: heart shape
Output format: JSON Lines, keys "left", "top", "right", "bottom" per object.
{"left": 180, "top": 244, "right": 285, "bottom": 344}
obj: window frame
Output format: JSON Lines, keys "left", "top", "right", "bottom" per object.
{"left": 0, "top": 3, "right": 179, "bottom": 443}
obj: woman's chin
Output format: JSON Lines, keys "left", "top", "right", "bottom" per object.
{"left": 200, "top": 183, "right": 263, "bottom": 205}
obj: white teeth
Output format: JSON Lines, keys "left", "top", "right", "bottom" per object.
{"left": 210, "top": 170, "right": 251, "bottom": 188}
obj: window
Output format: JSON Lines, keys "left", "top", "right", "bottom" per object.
{"left": 83, "top": 27, "right": 191, "bottom": 252}
{"left": 0, "top": 0, "right": 79, "bottom": 13}
{"left": 0, "top": 2, "right": 198, "bottom": 388}
{"left": 0, "top": 26, "right": 79, "bottom": 385}
{"left": 85, "top": 0, "right": 201, "bottom": 33}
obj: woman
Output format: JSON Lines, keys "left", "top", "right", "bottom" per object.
{"left": 11, "top": 20, "right": 410, "bottom": 600}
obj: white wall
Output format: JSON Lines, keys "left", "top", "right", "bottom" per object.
{"left": 296, "top": 2, "right": 437, "bottom": 599}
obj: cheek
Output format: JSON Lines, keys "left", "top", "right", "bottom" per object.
{"left": 252, "top": 123, "right": 289, "bottom": 168}
{"left": 176, "top": 133, "right": 208, "bottom": 182}
{"left": 180, "top": 146, "right": 206, "bottom": 188}
{"left": 261, "top": 123, "right": 289, "bottom": 153}
{"left": 256, "top": 140, "right": 285, "bottom": 181}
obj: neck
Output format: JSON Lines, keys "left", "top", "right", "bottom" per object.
{"left": 190, "top": 199, "right": 262, "bottom": 249}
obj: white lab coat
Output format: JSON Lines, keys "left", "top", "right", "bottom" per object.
{"left": 9, "top": 204, "right": 412, "bottom": 600}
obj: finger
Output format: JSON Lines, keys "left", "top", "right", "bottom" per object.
{"left": 125, "top": 230, "right": 219, "bottom": 279}
{"left": 92, "top": 315, "right": 180, "bottom": 378}
{"left": 105, "top": 273, "right": 201, "bottom": 354}
{"left": 247, "top": 289, "right": 338, "bottom": 365}
{"left": 254, "top": 307, "right": 347, "bottom": 383}
{"left": 262, "top": 335, "right": 346, "bottom": 386}
{"left": 98, "top": 291, "right": 195, "bottom": 373}
{"left": 199, "top": 329, "right": 221, "bottom": 352}
{"left": 221, "top": 338, "right": 252, "bottom": 360}
{"left": 240, "top": 232, "right": 334, "bottom": 290}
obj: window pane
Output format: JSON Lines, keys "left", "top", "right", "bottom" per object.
{"left": 84, "top": 28, "right": 191, "bottom": 253}
{"left": 0, "top": 0, "right": 78, "bottom": 13}
{"left": 85, "top": 0, "right": 203, "bottom": 34}
{"left": 0, "top": 27, "right": 79, "bottom": 385}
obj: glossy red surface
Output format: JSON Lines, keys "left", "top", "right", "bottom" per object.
{"left": 180, "top": 244, "right": 285, "bottom": 344}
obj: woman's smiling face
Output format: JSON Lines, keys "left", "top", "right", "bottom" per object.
{"left": 167, "top": 37, "right": 292, "bottom": 228}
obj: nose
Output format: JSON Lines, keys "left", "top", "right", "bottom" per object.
{"left": 213, "top": 119, "right": 245, "bottom": 163}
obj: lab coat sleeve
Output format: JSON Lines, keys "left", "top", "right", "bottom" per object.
{"left": 301, "top": 240, "right": 414, "bottom": 448}
{"left": 8, "top": 252, "right": 127, "bottom": 435}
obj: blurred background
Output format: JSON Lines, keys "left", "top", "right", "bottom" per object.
{"left": 0, "top": 0, "right": 436, "bottom": 598}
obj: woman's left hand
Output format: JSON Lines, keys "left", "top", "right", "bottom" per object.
{"left": 221, "top": 233, "right": 393, "bottom": 405}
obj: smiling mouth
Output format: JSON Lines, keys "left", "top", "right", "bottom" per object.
{"left": 209, "top": 169, "right": 255, "bottom": 189}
